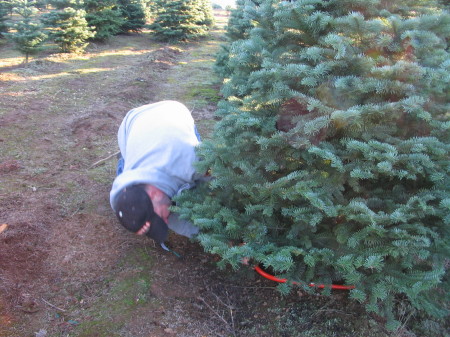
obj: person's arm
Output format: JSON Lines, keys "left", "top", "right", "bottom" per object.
{"left": 167, "top": 213, "right": 199, "bottom": 238}
{"left": 144, "top": 185, "right": 171, "bottom": 223}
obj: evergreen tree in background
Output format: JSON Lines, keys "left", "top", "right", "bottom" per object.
{"left": 83, "top": 0, "right": 123, "bottom": 40}
{"left": 225, "top": 0, "right": 260, "bottom": 41}
{"left": 5, "top": 0, "right": 47, "bottom": 62}
{"left": 48, "top": 0, "right": 79, "bottom": 9}
{"left": 0, "top": 1, "right": 9, "bottom": 37}
{"left": 34, "top": 0, "right": 48, "bottom": 10}
{"left": 142, "top": 0, "right": 156, "bottom": 21}
{"left": 1, "top": 0, "right": 18, "bottom": 16}
{"left": 438, "top": 0, "right": 450, "bottom": 11}
{"left": 149, "top": 0, "right": 212, "bottom": 41}
{"left": 117, "top": 0, "right": 146, "bottom": 33}
{"left": 197, "top": 0, "right": 214, "bottom": 28}
{"left": 214, "top": 0, "right": 262, "bottom": 81}
{"left": 175, "top": 0, "right": 450, "bottom": 329}
{"left": 42, "top": 0, "right": 94, "bottom": 53}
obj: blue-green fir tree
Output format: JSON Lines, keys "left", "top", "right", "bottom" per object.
{"left": 1, "top": 0, "right": 17, "bottom": 16}
{"left": 42, "top": 0, "right": 94, "bottom": 53}
{"left": 83, "top": 0, "right": 124, "bottom": 40}
{"left": 0, "top": 1, "right": 9, "bottom": 37}
{"left": 117, "top": 0, "right": 146, "bottom": 33}
{"left": 47, "top": 0, "right": 80, "bottom": 9}
{"left": 197, "top": 0, "right": 215, "bottom": 28}
{"left": 5, "top": 0, "right": 47, "bottom": 62}
{"left": 175, "top": 0, "right": 450, "bottom": 329}
{"left": 214, "top": 0, "right": 262, "bottom": 79}
{"left": 34, "top": 0, "right": 48, "bottom": 10}
{"left": 149, "top": 0, "right": 212, "bottom": 42}
{"left": 142, "top": 0, "right": 156, "bottom": 20}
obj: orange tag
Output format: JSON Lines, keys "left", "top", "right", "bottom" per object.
{"left": 0, "top": 224, "right": 8, "bottom": 234}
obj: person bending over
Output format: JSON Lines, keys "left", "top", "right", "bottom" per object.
{"left": 110, "top": 100, "right": 203, "bottom": 246}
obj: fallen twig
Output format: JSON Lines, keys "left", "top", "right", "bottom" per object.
{"left": 226, "top": 290, "right": 236, "bottom": 334}
{"left": 90, "top": 150, "right": 120, "bottom": 168}
{"left": 197, "top": 296, "right": 237, "bottom": 336}
{"left": 198, "top": 296, "right": 228, "bottom": 326}
{"left": 211, "top": 291, "right": 232, "bottom": 309}
{"left": 41, "top": 298, "right": 66, "bottom": 312}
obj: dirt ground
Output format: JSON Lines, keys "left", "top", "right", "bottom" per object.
{"left": 0, "top": 10, "right": 432, "bottom": 337}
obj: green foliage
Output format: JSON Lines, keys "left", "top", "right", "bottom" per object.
{"left": 175, "top": 0, "right": 450, "bottom": 329}
{"left": 34, "top": 0, "right": 48, "bottom": 10}
{"left": 42, "top": 0, "right": 94, "bottom": 53}
{"left": 214, "top": 0, "right": 262, "bottom": 78}
{"left": 142, "top": 0, "right": 156, "bottom": 20}
{"left": 0, "top": 1, "right": 9, "bottom": 37}
{"left": 149, "top": 0, "right": 212, "bottom": 42}
{"left": 226, "top": 0, "right": 260, "bottom": 42}
{"left": 197, "top": 0, "right": 214, "bottom": 28}
{"left": 1, "top": 0, "right": 19, "bottom": 16}
{"left": 50, "top": 0, "right": 84, "bottom": 9}
{"left": 117, "top": 0, "right": 146, "bottom": 33}
{"left": 84, "top": 0, "right": 124, "bottom": 40}
{"left": 4, "top": 0, "right": 47, "bottom": 62}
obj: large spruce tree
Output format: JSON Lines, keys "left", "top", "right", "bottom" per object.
{"left": 175, "top": 0, "right": 450, "bottom": 328}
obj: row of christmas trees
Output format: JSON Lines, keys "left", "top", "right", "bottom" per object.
{"left": 174, "top": 0, "right": 450, "bottom": 331}
{"left": 0, "top": 0, "right": 214, "bottom": 62}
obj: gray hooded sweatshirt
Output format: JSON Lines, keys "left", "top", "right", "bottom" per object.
{"left": 110, "top": 101, "right": 200, "bottom": 238}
